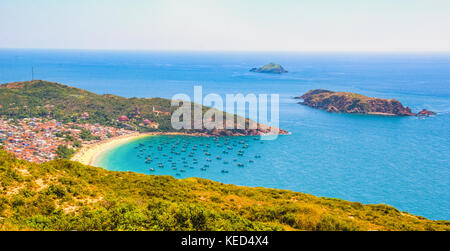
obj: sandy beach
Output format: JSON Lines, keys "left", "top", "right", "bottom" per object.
{"left": 70, "top": 129, "right": 284, "bottom": 167}
{"left": 71, "top": 132, "right": 155, "bottom": 166}
{"left": 70, "top": 131, "right": 213, "bottom": 166}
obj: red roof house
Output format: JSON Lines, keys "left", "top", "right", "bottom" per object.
{"left": 118, "top": 115, "right": 129, "bottom": 122}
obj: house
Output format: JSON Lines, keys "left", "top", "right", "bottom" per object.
{"left": 118, "top": 115, "right": 130, "bottom": 122}
{"left": 143, "top": 119, "right": 159, "bottom": 129}
{"left": 152, "top": 106, "right": 170, "bottom": 116}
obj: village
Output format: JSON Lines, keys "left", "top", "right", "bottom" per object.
{"left": 0, "top": 117, "right": 135, "bottom": 163}
{"left": 0, "top": 104, "right": 169, "bottom": 163}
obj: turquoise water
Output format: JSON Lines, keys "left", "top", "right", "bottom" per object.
{"left": 1, "top": 49, "right": 449, "bottom": 219}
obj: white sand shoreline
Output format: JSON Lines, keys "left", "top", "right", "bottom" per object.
{"left": 71, "top": 133, "right": 154, "bottom": 166}
{"left": 70, "top": 132, "right": 214, "bottom": 166}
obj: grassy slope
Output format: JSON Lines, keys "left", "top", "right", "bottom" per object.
{"left": 305, "top": 90, "right": 394, "bottom": 103}
{"left": 0, "top": 80, "right": 175, "bottom": 131}
{"left": 0, "top": 149, "right": 447, "bottom": 231}
{"left": 0, "top": 80, "right": 255, "bottom": 133}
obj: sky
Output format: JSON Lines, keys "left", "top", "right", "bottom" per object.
{"left": 1, "top": 0, "right": 449, "bottom": 52}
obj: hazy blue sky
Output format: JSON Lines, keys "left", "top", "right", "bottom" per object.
{"left": 1, "top": 0, "right": 449, "bottom": 51}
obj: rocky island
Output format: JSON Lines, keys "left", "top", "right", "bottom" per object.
{"left": 250, "top": 63, "right": 288, "bottom": 74}
{"left": 296, "top": 89, "right": 435, "bottom": 116}
{"left": 417, "top": 109, "right": 437, "bottom": 116}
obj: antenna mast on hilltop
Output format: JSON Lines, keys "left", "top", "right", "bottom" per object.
{"left": 31, "top": 67, "right": 34, "bottom": 81}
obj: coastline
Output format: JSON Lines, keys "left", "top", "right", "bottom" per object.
{"left": 70, "top": 131, "right": 223, "bottom": 166}
{"left": 71, "top": 132, "right": 154, "bottom": 166}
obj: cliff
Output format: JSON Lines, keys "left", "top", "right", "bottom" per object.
{"left": 250, "top": 63, "right": 288, "bottom": 74}
{"left": 296, "top": 89, "right": 416, "bottom": 116}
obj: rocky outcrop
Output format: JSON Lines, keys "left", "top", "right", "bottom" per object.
{"left": 196, "top": 126, "right": 289, "bottom": 137}
{"left": 296, "top": 89, "right": 417, "bottom": 116}
{"left": 250, "top": 63, "right": 288, "bottom": 74}
{"left": 417, "top": 109, "right": 437, "bottom": 116}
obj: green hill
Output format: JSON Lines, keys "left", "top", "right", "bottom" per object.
{"left": 0, "top": 80, "right": 175, "bottom": 131}
{"left": 0, "top": 149, "right": 447, "bottom": 231}
{"left": 0, "top": 80, "right": 283, "bottom": 135}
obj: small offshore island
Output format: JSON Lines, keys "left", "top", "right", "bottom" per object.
{"left": 296, "top": 89, "right": 436, "bottom": 116}
{"left": 250, "top": 63, "right": 288, "bottom": 74}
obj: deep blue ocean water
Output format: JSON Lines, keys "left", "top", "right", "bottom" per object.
{"left": 1, "top": 49, "right": 449, "bottom": 220}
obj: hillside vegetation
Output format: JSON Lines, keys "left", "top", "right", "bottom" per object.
{"left": 0, "top": 149, "right": 447, "bottom": 231}
{"left": 297, "top": 89, "right": 416, "bottom": 116}
{"left": 0, "top": 80, "right": 283, "bottom": 135}
{"left": 0, "top": 80, "right": 175, "bottom": 131}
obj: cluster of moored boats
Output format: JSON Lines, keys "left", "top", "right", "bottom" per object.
{"left": 134, "top": 136, "right": 265, "bottom": 176}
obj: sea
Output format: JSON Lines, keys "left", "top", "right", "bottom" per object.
{"left": 0, "top": 49, "right": 449, "bottom": 220}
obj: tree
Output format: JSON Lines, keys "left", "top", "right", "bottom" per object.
{"left": 72, "top": 140, "right": 82, "bottom": 148}
{"left": 80, "top": 129, "right": 93, "bottom": 141}
{"left": 56, "top": 145, "right": 75, "bottom": 159}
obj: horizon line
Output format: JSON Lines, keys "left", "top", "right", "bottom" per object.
{"left": 1, "top": 47, "right": 450, "bottom": 54}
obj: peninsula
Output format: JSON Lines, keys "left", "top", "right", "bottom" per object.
{"left": 250, "top": 63, "right": 288, "bottom": 74}
{"left": 296, "top": 89, "right": 433, "bottom": 116}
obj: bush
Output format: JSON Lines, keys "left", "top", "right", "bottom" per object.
{"left": 56, "top": 145, "right": 75, "bottom": 159}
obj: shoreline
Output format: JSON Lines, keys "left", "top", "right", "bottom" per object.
{"left": 71, "top": 130, "right": 289, "bottom": 167}
{"left": 71, "top": 132, "right": 152, "bottom": 166}
{"left": 70, "top": 131, "right": 223, "bottom": 166}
